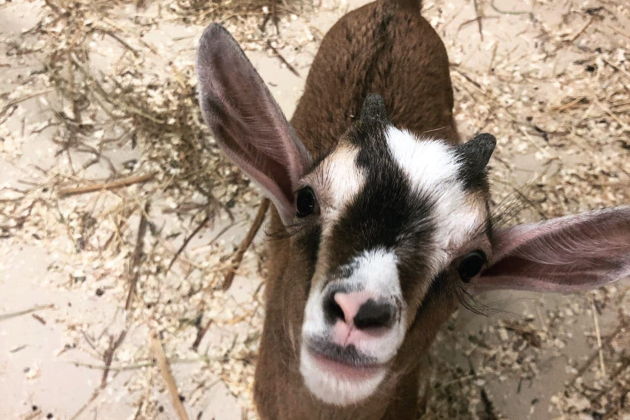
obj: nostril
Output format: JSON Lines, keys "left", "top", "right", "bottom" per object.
{"left": 353, "top": 299, "right": 394, "bottom": 330}
{"left": 323, "top": 293, "right": 346, "bottom": 323}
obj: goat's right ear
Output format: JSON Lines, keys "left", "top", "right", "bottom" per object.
{"left": 469, "top": 206, "right": 630, "bottom": 294}
{"left": 196, "top": 24, "right": 310, "bottom": 221}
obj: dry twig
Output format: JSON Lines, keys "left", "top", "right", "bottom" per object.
{"left": 0, "top": 304, "right": 54, "bottom": 322}
{"left": 151, "top": 331, "right": 190, "bottom": 420}
{"left": 101, "top": 330, "right": 128, "bottom": 388}
{"left": 591, "top": 297, "right": 606, "bottom": 376}
{"left": 568, "top": 17, "right": 594, "bottom": 43}
{"left": 222, "top": 198, "right": 270, "bottom": 290}
{"left": 166, "top": 214, "right": 211, "bottom": 274}
{"left": 58, "top": 172, "right": 155, "bottom": 197}
{"left": 569, "top": 320, "right": 627, "bottom": 385}
{"left": 125, "top": 202, "right": 150, "bottom": 310}
{"left": 472, "top": 0, "right": 483, "bottom": 41}
{"left": 0, "top": 90, "right": 53, "bottom": 122}
{"left": 191, "top": 319, "right": 213, "bottom": 352}
{"left": 266, "top": 40, "right": 300, "bottom": 77}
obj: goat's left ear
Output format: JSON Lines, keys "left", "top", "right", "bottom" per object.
{"left": 196, "top": 24, "right": 310, "bottom": 222}
{"left": 469, "top": 206, "right": 630, "bottom": 293}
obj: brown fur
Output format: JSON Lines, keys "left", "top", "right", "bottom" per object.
{"left": 254, "top": 1, "right": 460, "bottom": 418}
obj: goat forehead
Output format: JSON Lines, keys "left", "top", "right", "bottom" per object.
{"left": 385, "top": 126, "right": 460, "bottom": 189}
{"left": 317, "top": 125, "right": 433, "bottom": 274}
{"left": 314, "top": 125, "right": 487, "bottom": 276}
{"left": 384, "top": 126, "right": 488, "bottom": 248}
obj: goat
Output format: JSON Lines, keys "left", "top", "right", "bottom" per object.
{"left": 196, "top": 0, "right": 630, "bottom": 418}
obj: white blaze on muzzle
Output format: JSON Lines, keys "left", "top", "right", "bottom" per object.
{"left": 300, "top": 248, "right": 407, "bottom": 405}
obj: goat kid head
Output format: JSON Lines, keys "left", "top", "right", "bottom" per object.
{"left": 196, "top": 24, "right": 630, "bottom": 407}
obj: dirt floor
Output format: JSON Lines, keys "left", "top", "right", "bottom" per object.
{"left": 0, "top": 0, "right": 628, "bottom": 419}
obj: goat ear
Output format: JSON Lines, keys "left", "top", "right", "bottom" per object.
{"left": 196, "top": 23, "right": 310, "bottom": 220}
{"left": 470, "top": 206, "right": 630, "bottom": 293}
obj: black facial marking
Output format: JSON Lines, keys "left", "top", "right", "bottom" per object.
{"left": 327, "top": 94, "right": 436, "bottom": 297}
{"left": 454, "top": 133, "right": 496, "bottom": 191}
{"left": 330, "top": 260, "right": 358, "bottom": 280}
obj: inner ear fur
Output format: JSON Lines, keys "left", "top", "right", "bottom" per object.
{"left": 470, "top": 206, "right": 630, "bottom": 293}
{"left": 196, "top": 23, "right": 311, "bottom": 220}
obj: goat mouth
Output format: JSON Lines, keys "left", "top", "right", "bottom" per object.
{"left": 305, "top": 338, "right": 385, "bottom": 380}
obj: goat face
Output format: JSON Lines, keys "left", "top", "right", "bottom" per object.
{"left": 292, "top": 95, "right": 494, "bottom": 405}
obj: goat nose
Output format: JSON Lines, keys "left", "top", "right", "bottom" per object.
{"left": 353, "top": 299, "right": 395, "bottom": 330}
{"left": 324, "top": 291, "right": 395, "bottom": 330}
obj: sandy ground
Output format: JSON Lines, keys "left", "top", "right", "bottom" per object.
{"left": 0, "top": 0, "right": 629, "bottom": 419}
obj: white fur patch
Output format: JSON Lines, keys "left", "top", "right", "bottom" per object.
{"left": 346, "top": 249, "right": 400, "bottom": 300}
{"left": 303, "top": 144, "right": 365, "bottom": 236}
{"left": 299, "top": 346, "right": 387, "bottom": 406}
{"left": 323, "top": 145, "right": 365, "bottom": 212}
{"left": 386, "top": 127, "right": 460, "bottom": 191}
{"left": 385, "top": 126, "right": 486, "bottom": 269}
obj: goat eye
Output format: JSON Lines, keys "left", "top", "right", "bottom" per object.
{"left": 296, "top": 186, "right": 317, "bottom": 217}
{"left": 457, "top": 250, "right": 486, "bottom": 282}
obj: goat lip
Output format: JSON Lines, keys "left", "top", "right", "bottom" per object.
{"left": 308, "top": 349, "right": 384, "bottom": 380}
{"left": 305, "top": 341, "right": 385, "bottom": 380}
